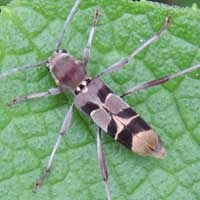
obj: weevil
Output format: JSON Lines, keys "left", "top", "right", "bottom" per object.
{"left": 1, "top": 0, "right": 200, "bottom": 199}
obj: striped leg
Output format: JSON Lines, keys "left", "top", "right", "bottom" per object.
{"left": 33, "top": 104, "right": 73, "bottom": 192}
{"left": 55, "top": 0, "right": 81, "bottom": 51}
{"left": 121, "top": 63, "right": 200, "bottom": 97}
{"left": 82, "top": 7, "right": 100, "bottom": 66}
{"left": 96, "top": 16, "right": 171, "bottom": 78}
{"left": 8, "top": 87, "right": 63, "bottom": 106}
{"left": 97, "top": 128, "right": 111, "bottom": 200}
{"left": 0, "top": 60, "right": 47, "bottom": 80}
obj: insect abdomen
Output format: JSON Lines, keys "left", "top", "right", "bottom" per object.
{"left": 74, "top": 78, "right": 165, "bottom": 158}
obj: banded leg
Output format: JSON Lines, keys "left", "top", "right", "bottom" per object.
{"left": 82, "top": 7, "right": 100, "bottom": 66}
{"left": 0, "top": 60, "right": 47, "bottom": 80}
{"left": 33, "top": 104, "right": 73, "bottom": 192}
{"left": 96, "top": 16, "right": 171, "bottom": 78}
{"left": 55, "top": 0, "right": 81, "bottom": 51}
{"left": 8, "top": 87, "right": 64, "bottom": 106}
{"left": 121, "top": 63, "right": 200, "bottom": 97}
{"left": 97, "top": 128, "right": 111, "bottom": 200}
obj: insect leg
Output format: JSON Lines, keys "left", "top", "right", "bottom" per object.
{"left": 96, "top": 16, "right": 171, "bottom": 78}
{"left": 33, "top": 104, "right": 73, "bottom": 192}
{"left": 0, "top": 60, "right": 47, "bottom": 80}
{"left": 8, "top": 87, "right": 64, "bottom": 106}
{"left": 121, "top": 63, "right": 200, "bottom": 97}
{"left": 55, "top": 0, "right": 81, "bottom": 51}
{"left": 82, "top": 7, "right": 100, "bottom": 66}
{"left": 97, "top": 128, "right": 111, "bottom": 200}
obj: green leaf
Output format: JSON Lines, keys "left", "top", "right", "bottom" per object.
{"left": 0, "top": 1, "right": 200, "bottom": 200}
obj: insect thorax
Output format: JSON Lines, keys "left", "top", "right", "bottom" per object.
{"left": 47, "top": 50, "right": 87, "bottom": 91}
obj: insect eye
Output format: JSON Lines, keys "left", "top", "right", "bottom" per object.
{"left": 61, "top": 49, "right": 68, "bottom": 53}
{"left": 56, "top": 49, "right": 68, "bottom": 54}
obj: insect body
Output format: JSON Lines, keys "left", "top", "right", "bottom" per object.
{"left": 1, "top": 0, "right": 200, "bottom": 200}
{"left": 48, "top": 50, "right": 165, "bottom": 159}
{"left": 74, "top": 78, "right": 165, "bottom": 158}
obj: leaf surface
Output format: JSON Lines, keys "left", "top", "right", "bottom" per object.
{"left": 0, "top": 0, "right": 200, "bottom": 199}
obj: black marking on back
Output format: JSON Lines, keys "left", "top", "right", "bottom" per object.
{"left": 117, "top": 129, "right": 133, "bottom": 149}
{"left": 74, "top": 88, "right": 80, "bottom": 95}
{"left": 97, "top": 85, "right": 112, "bottom": 103}
{"left": 107, "top": 118, "right": 117, "bottom": 137}
{"left": 117, "top": 108, "right": 137, "bottom": 118}
{"left": 110, "top": 107, "right": 151, "bottom": 150}
{"left": 127, "top": 117, "right": 151, "bottom": 134}
{"left": 81, "top": 102, "right": 99, "bottom": 115}
{"left": 79, "top": 84, "right": 85, "bottom": 90}
{"left": 74, "top": 78, "right": 91, "bottom": 95}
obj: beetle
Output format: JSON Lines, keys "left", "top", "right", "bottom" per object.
{"left": 1, "top": 0, "right": 200, "bottom": 199}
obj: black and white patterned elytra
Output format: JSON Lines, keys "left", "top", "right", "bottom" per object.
{"left": 74, "top": 77, "right": 165, "bottom": 158}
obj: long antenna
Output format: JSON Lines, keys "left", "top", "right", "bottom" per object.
{"left": 55, "top": 0, "right": 81, "bottom": 51}
{"left": 0, "top": 60, "right": 47, "bottom": 80}
{"left": 121, "top": 63, "right": 200, "bottom": 97}
{"left": 95, "top": 16, "right": 171, "bottom": 78}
